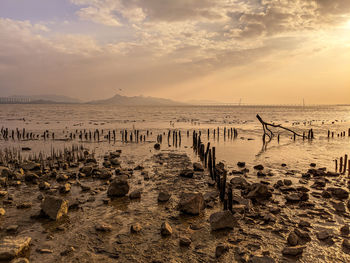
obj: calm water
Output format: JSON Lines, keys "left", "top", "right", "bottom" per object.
{"left": 0, "top": 104, "right": 349, "bottom": 171}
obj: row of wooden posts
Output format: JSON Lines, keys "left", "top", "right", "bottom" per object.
{"left": 328, "top": 128, "right": 350, "bottom": 138}
{"left": 335, "top": 154, "right": 350, "bottom": 175}
{"left": 192, "top": 130, "right": 236, "bottom": 212}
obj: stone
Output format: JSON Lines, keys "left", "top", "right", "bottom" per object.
{"left": 80, "top": 166, "right": 93, "bottom": 176}
{"left": 56, "top": 174, "right": 68, "bottom": 181}
{"left": 178, "top": 192, "right": 204, "bottom": 215}
{"left": 39, "top": 181, "right": 50, "bottom": 190}
{"left": 237, "top": 162, "right": 246, "bottom": 168}
{"left": 129, "top": 189, "right": 142, "bottom": 199}
{"left": 59, "top": 183, "right": 71, "bottom": 194}
{"left": 253, "top": 164, "right": 264, "bottom": 170}
{"left": 340, "top": 225, "right": 350, "bottom": 236}
{"left": 154, "top": 143, "right": 160, "bottom": 150}
{"left": 215, "top": 244, "right": 229, "bottom": 258}
{"left": 246, "top": 183, "right": 272, "bottom": 200}
{"left": 193, "top": 162, "right": 204, "bottom": 171}
{"left": 316, "top": 230, "right": 332, "bottom": 240}
{"left": 332, "top": 201, "right": 346, "bottom": 213}
{"left": 282, "top": 246, "right": 304, "bottom": 256}
{"left": 24, "top": 172, "right": 39, "bottom": 182}
{"left": 179, "top": 237, "right": 191, "bottom": 247}
{"left": 179, "top": 169, "right": 194, "bottom": 178}
{"left": 107, "top": 177, "right": 129, "bottom": 197}
{"left": 21, "top": 162, "right": 40, "bottom": 171}
{"left": 160, "top": 222, "right": 172, "bottom": 236}
{"left": 0, "top": 208, "right": 5, "bottom": 216}
{"left": 0, "top": 190, "right": 8, "bottom": 197}
{"left": 326, "top": 187, "right": 349, "bottom": 200}
{"left": 283, "top": 179, "right": 292, "bottom": 186}
{"left": 41, "top": 196, "right": 68, "bottom": 220}
{"left": 158, "top": 191, "right": 171, "bottom": 202}
{"left": 130, "top": 223, "right": 142, "bottom": 233}
{"left": 230, "top": 177, "right": 249, "bottom": 190}
{"left": 209, "top": 211, "right": 235, "bottom": 231}
{"left": 342, "top": 239, "right": 350, "bottom": 249}
{"left": 16, "top": 203, "right": 32, "bottom": 209}
{"left": 287, "top": 232, "right": 299, "bottom": 246}
{"left": 0, "top": 236, "right": 31, "bottom": 261}
{"left": 294, "top": 229, "right": 311, "bottom": 242}
{"left": 95, "top": 222, "right": 112, "bottom": 232}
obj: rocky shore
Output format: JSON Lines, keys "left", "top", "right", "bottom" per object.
{"left": 1, "top": 141, "right": 350, "bottom": 263}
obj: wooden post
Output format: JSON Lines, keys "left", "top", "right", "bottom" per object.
{"left": 344, "top": 155, "right": 348, "bottom": 175}
{"left": 340, "top": 157, "right": 343, "bottom": 173}
{"left": 228, "top": 186, "right": 232, "bottom": 212}
{"left": 335, "top": 159, "right": 338, "bottom": 172}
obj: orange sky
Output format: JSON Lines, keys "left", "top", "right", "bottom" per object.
{"left": 0, "top": 0, "right": 349, "bottom": 104}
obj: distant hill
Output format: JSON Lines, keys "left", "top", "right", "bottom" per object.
{"left": 87, "top": 94, "right": 185, "bottom": 106}
{"left": 9, "top": 95, "right": 81, "bottom": 104}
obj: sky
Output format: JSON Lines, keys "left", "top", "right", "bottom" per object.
{"left": 0, "top": 0, "right": 349, "bottom": 104}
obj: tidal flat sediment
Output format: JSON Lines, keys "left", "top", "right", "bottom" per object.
{"left": 1, "top": 132, "right": 350, "bottom": 263}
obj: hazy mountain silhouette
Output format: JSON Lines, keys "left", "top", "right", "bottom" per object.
{"left": 10, "top": 95, "right": 81, "bottom": 103}
{"left": 87, "top": 94, "right": 185, "bottom": 106}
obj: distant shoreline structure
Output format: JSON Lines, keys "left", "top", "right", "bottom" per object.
{"left": 0, "top": 95, "right": 348, "bottom": 107}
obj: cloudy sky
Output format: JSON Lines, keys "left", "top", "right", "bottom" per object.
{"left": 0, "top": 0, "right": 349, "bottom": 104}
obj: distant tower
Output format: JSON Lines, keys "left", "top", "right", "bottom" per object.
{"left": 238, "top": 98, "right": 242, "bottom": 106}
{"left": 303, "top": 98, "right": 305, "bottom": 107}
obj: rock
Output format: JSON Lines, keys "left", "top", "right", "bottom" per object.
{"left": 0, "top": 236, "right": 31, "bottom": 261}
{"left": 237, "top": 162, "right": 246, "bottom": 168}
{"left": 158, "top": 191, "right": 171, "bottom": 202}
{"left": 310, "top": 163, "right": 316, "bottom": 167}
{"left": 179, "top": 169, "right": 194, "bottom": 178}
{"left": 316, "top": 230, "right": 333, "bottom": 240}
{"left": 154, "top": 143, "right": 160, "bottom": 150}
{"left": 343, "top": 239, "right": 350, "bottom": 249}
{"left": 179, "top": 237, "right": 191, "bottom": 247}
{"left": 6, "top": 225, "right": 19, "bottom": 233}
{"left": 287, "top": 232, "right": 299, "bottom": 246}
{"left": 209, "top": 211, "right": 235, "bottom": 231}
{"left": 285, "top": 192, "right": 309, "bottom": 202}
{"left": 56, "top": 174, "right": 68, "bottom": 181}
{"left": 59, "top": 183, "right": 71, "bottom": 194}
{"left": 0, "top": 208, "right": 5, "bottom": 216}
{"left": 129, "top": 189, "right": 142, "bottom": 199}
{"left": 193, "top": 162, "right": 204, "bottom": 171}
{"left": 215, "top": 244, "right": 229, "bottom": 258}
{"left": 0, "top": 190, "right": 8, "bottom": 197}
{"left": 16, "top": 202, "right": 32, "bottom": 209}
{"left": 246, "top": 183, "right": 272, "bottom": 200}
{"left": 95, "top": 222, "right": 112, "bottom": 232}
{"left": 326, "top": 187, "right": 349, "bottom": 200}
{"left": 41, "top": 196, "right": 68, "bottom": 220}
{"left": 110, "top": 158, "right": 121, "bottom": 167}
{"left": 24, "top": 172, "right": 39, "bottom": 182}
{"left": 230, "top": 177, "right": 249, "bottom": 190}
{"left": 21, "top": 162, "right": 40, "bottom": 171}
{"left": 282, "top": 246, "right": 304, "bottom": 256}
{"left": 178, "top": 192, "right": 204, "bottom": 215}
{"left": 340, "top": 225, "right": 350, "bottom": 236}
{"left": 160, "top": 222, "right": 172, "bottom": 236}
{"left": 332, "top": 201, "right": 346, "bottom": 213}
{"left": 283, "top": 179, "right": 292, "bottom": 186}
{"left": 107, "top": 177, "right": 129, "bottom": 197}
{"left": 36, "top": 248, "right": 53, "bottom": 254}
{"left": 321, "top": 190, "right": 331, "bottom": 198}
{"left": 253, "top": 164, "right": 264, "bottom": 170}
{"left": 294, "top": 229, "right": 311, "bottom": 242}
{"left": 298, "top": 220, "right": 311, "bottom": 228}
{"left": 130, "top": 223, "right": 142, "bottom": 233}
{"left": 80, "top": 166, "right": 93, "bottom": 176}
{"left": 39, "top": 181, "right": 50, "bottom": 190}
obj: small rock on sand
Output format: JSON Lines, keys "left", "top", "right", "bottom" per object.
{"left": 209, "top": 211, "right": 235, "bottom": 231}
{"left": 160, "top": 222, "right": 172, "bottom": 236}
{"left": 178, "top": 192, "right": 204, "bottom": 215}
{"left": 41, "top": 196, "right": 68, "bottom": 220}
{"left": 107, "top": 177, "right": 129, "bottom": 197}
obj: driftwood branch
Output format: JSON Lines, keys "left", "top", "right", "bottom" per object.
{"left": 256, "top": 114, "right": 303, "bottom": 142}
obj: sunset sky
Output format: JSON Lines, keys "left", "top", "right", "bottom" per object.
{"left": 0, "top": 0, "right": 349, "bottom": 104}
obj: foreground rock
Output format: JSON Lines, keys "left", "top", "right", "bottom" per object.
{"left": 41, "top": 196, "right": 68, "bottom": 220}
{"left": 282, "top": 246, "right": 305, "bottom": 256}
{"left": 0, "top": 236, "right": 31, "bottom": 261}
{"left": 158, "top": 191, "right": 171, "bottom": 202}
{"left": 107, "top": 177, "right": 129, "bottom": 197}
{"left": 178, "top": 192, "right": 204, "bottom": 215}
{"left": 160, "top": 222, "right": 172, "bottom": 236}
{"left": 209, "top": 211, "right": 235, "bottom": 230}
